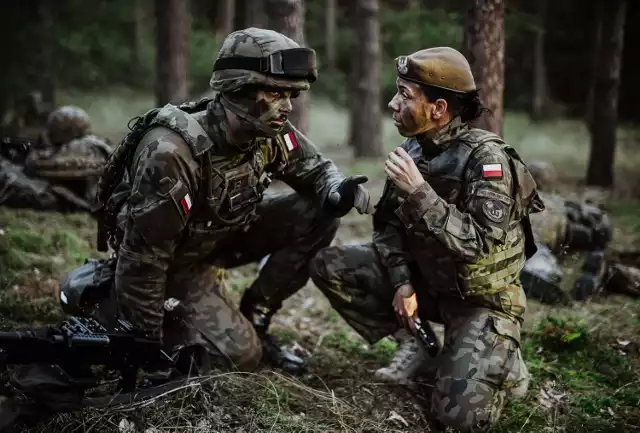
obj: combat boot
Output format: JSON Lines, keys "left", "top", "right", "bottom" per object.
{"left": 374, "top": 330, "right": 429, "bottom": 385}
{"left": 239, "top": 292, "right": 306, "bottom": 374}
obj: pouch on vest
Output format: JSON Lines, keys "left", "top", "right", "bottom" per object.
{"left": 59, "top": 258, "right": 116, "bottom": 316}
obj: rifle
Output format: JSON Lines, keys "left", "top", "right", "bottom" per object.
{"left": 0, "top": 315, "right": 174, "bottom": 393}
{"left": 0, "top": 137, "right": 33, "bottom": 164}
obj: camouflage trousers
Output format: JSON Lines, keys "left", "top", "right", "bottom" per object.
{"left": 153, "top": 192, "right": 339, "bottom": 371}
{"left": 309, "top": 243, "right": 529, "bottom": 433}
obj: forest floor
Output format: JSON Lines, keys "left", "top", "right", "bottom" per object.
{"left": 1, "top": 89, "right": 640, "bottom": 432}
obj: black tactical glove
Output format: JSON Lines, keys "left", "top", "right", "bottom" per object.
{"left": 326, "top": 175, "right": 374, "bottom": 217}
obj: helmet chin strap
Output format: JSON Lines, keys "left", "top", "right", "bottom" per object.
{"left": 220, "top": 94, "right": 283, "bottom": 138}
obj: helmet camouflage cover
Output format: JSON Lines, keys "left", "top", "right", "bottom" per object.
{"left": 210, "top": 27, "right": 318, "bottom": 93}
{"left": 46, "top": 105, "right": 91, "bottom": 145}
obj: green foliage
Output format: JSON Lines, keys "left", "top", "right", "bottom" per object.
{"left": 532, "top": 315, "right": 589, "bottom": 351}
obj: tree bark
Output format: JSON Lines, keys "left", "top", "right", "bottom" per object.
{"left": 531, "top": 0, "right": 548, "bottom": 121}
{"left": 350, "top": 0, "right": 382, "bottom": 158}
{"left": 34, "top": 0, "right": 55, "bottom": 110}
{"left": 130, "top": 0, "right": 146, "bottom": 80}
{"left": 155, "top": 0, "right": 190, "bottom": 106}
{"left": 245, "top": 0, "right": 267, "bottom": 28}
{"left": 267, "top": 0, "right": 310, "bottom": 135}
{"left": 585, "top": 0, "right": 604, "bottom": 131}
{"left": 463, "top": 0, "right": 505, "bottom": 136}
{"left": 325, "top": 0, "right": 336, "bottom": 72}
{"left": 216, "top": 0, "right": 235, "bottom": 40}
{"left": 586, "top": 0, "right": 627, "bottom": 188}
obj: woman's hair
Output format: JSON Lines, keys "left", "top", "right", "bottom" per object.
{"left": 420, "top": 85, "right": 489, "bottom": 123}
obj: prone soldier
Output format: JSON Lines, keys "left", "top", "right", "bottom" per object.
{"left": 310, "top": 47, "right": 544, "bottom": 432}
{"left": 72, "top": 28, "right": 373, "bottom": 375}
{"left": 0, "top": 105, "right": 112, "bottom": 212}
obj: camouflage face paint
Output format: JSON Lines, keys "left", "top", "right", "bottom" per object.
{"left": 388, "top": 78, "right": 436, "bottom": 137}
{"left": 251, "top": 89, "right": 298, "bottom": 129}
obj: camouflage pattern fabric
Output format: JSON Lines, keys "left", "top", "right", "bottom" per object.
{"left": 0, "top": 133, "right": 111, "bottom": 212}
{"left": 45, "top": 105, "right": 91, "bottom": 146}
{"left": 522, "top": 192, "right": 614, "bottom": 304}
{"left": 311, "top": 116, "right": 541, "bottom": 431}
{"left": 310, "top": 243, "right": 529, "bottom": 432}
{"left": 373, "top": 118, "right": 542, "bottom": 319}
{"left": 108, "top": 92, "right": 344, "bottom": 367}
{"left": 210, "top": 27, "right": 316, "bottom": 94}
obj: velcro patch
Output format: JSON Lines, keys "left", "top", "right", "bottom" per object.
{"left": 180, "top": 193, "right": 192, "bottom": 214}
{"left": 284, "top": 131, "right": 298, "bottom": 151}
{"left": 482, "top": 163, "right": 503, "bottom": 179}
{"left": 482, "top": 199, "right": 507, "bottom": 223}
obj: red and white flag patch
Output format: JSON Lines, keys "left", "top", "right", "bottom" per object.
{"left": 284, "top": 131, "right": 298, "bottom": 152}
{"left": 482, "top": 163, "right": 503, "bottom": 179}
{"left": 180, "top": 193, "right": 192, "bottom": 214}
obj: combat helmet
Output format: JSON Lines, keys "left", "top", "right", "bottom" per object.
{"left": 46, "top": 105, "right": 91, "bottom": 146}
{"left": 394, "top": 47, "right": 476, "bottom": 93}
{"left": 210, "top": 27, "right": 317, "bottom": 93}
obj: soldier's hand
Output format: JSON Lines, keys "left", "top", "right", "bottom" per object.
{"left": 393, "top": 283, "right": 418, "bottom": 332}
{"left": 328, "top": 175, "right": 375, "bottom": 217}
{"left": 385, "top": 147, "right": 426, "bottom": 195}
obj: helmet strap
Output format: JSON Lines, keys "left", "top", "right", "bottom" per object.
{"left": 220, "top": 94, "right": 282, "bottom": 138}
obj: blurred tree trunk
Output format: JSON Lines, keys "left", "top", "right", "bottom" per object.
{"left": 531, "top": 0, "right": 548, "bottom": 121}
{"left": 585, "top": 0, "right": 604, "bottom": 130}
{"left": 130, "top": 0, "right": 146, "bottom": 79}
{"left": 245, "top": 0, "right": 267, "bottom": 28}
{"left": 586, "top": 0, "right": 627, "bottom": 188}
{"left": 267, "top": 0, "right": 310, "bottom": 135}
{"left": 155, "top": 0, "right": 189, "bottom": 105}
{"left": 234, "top": 0, "right": 245, "bottom": 31}
{"left": 463, "top": 0, "right": 505, "bottom": 136}
{"left": 325, "top": 0, "right": 336, "bottom": 72}
{"left": 349, "top": 0, "right": 382, "bottom": 158}
{"left": 216, "top": 0, "right": 235, "bottom": 40}
{"left": 34, "top": 0, "right": 55, "bottom": 110}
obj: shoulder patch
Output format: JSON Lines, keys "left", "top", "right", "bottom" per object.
{"left": 482, "top": 163, "right": 503, "bottom": 180}
{"left": 482, "top": 199, "right": 507, "bottom": 223}
{"left": 283, "top": 131, "right": 298, "bottom": 151}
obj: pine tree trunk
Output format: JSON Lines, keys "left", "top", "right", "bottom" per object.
{"left": 463, "top": 0, "right": 505, "bottom": 136}
{"left": 585, "top": 0, "right": 604, "bottom": 131}
{"left": 350, "top": 0, "right": 382, "bottom": 158}
{"left": 267, "top": 0, "right": 310, "bottom": 135}
{"left": 35, "top": 0, "right": 55, "bottom": 110}
{"left": 216, "top": 0, "right": 236, "bottom": 40}
{"left": 155, "top": 0, "right": 189, "bottom": 105}
{"left": 245, "top": 0, "right": 267, "bottom": 28}
{"left": 531, "top": 0, "right": 548, "bottom": 121}
{"left": 130, "top": 0, "right": 146, "bottom": 80}
{"left": 586, "top": 0, "right": 627, "bottom": 188}
{"left": 325, "top": 0, "right": 336, "bottom": 72}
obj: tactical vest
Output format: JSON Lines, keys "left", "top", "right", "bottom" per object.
{"left": 386, "top": 128, "right": 539, "bottom": 298}
{"left": 94, "top": 98, "right": 274, "bottom": 253}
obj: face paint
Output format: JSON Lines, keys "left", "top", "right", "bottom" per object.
{"left": 388, "top": 78, "right": 437, "bottom": 137}
{"left": 250, "top": 90, "right": 297, "bottom": 129}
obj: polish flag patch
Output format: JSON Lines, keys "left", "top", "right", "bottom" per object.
{"left": 482, "top": 163, "right": 503, "bottom": 179}
{"left": 180, "top": 193, "right": 192, "bottom": 214}
{"left": 284, "top": 131, "right": 298, "bottom": 152}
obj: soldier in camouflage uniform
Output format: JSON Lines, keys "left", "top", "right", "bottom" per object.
{"left": 310, "top": 47, "right": 544, "bottom": 432}
{"left": 79, "top": 28, "right": 373, "bottom": 375}
{"left": 0, "top": 105, "right": 111, "bottom": 212}
{"left": 521, "top": 161, "right": 614, "bottom": 303}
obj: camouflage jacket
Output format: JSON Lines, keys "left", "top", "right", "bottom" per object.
{"left": 111, "top": 95, "right": 345, "bottom": 333}
{"left": 373, "top": 118, "right": 543, "bottom": 322}
{"left": 24, "top": 134, "right": 112, "bottom": 180}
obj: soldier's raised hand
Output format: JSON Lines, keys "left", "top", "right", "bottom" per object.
{"left": 327, "top": 175, "right": 375, "bottom": 216}
{"left": 385, "top": 147, "right": 426, "bottom": 195}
